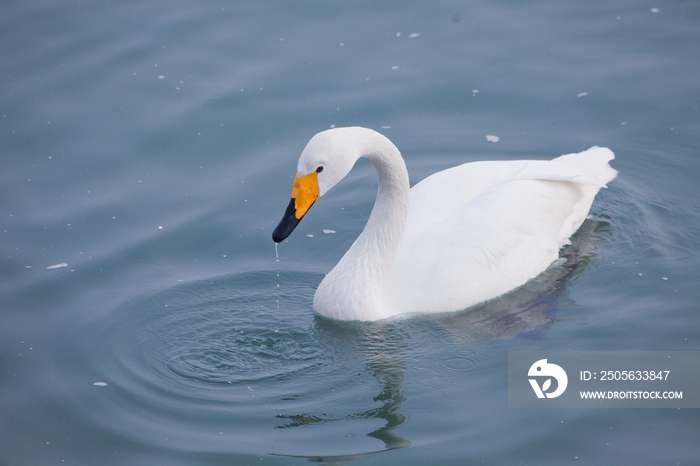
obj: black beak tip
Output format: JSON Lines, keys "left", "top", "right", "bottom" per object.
{"left": 272, "top": 198, "right": 301, "bottom": 243}
{"left": 272, "top": 217, "right": 299, "bottom": 243}
{"left": 272, "top": 230, "right": 286, "bottom": 243}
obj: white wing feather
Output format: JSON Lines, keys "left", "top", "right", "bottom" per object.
{"left": 383, "top": 147, "right": 616, "bottom": 315}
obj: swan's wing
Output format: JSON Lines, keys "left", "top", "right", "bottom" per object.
{"left": 383, "top": 147, "right": 616, "bottom": 315}
{"left": 403, "top": 147, "right": 616, "bottom": 241}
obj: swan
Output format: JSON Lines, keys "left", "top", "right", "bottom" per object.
{"left": 272, "top": 127, "right": 616, "bottom": 321}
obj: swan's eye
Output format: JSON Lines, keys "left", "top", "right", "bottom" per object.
{"left": 316, "top": 166, "right": 324, "bottom": 173}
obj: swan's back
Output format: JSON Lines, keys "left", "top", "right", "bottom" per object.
{"left": 382, "top": 147, "right": 616, "bottom": 316}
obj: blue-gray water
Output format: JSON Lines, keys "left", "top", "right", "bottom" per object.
{"left": 2, "top": 1, "right": 699, "bottom": 464}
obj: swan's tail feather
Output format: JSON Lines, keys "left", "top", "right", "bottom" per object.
{"left": 515, "top": 146, "right": 617, "bottom": 188}
{"left": 552, "top": 146, "right": 617, "bottom": 187}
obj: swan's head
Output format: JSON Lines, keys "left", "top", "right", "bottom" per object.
{"left": 272, "top": 128, "right": 362, "bottom": 243}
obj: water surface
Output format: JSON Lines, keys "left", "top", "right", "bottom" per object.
{"left": 2, "top": 0, "right": 699, "bottom": 464}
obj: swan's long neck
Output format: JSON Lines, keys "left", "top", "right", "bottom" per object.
{"left": 314, "top": 130, "right": 410, "bottom": 320}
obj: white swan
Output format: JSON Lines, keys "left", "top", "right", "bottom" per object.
{"left": 273, "top": 127, "right": 616, "bottom": 321}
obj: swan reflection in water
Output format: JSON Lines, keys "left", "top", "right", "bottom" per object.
{"left": 275, "top": 325, "right": 411, "bottom": 464}
{"left": 271, "top": 220, "right": 608, "bottom": 464}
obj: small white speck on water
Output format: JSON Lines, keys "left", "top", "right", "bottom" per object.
{"left": 323, "top": 229, "right": 336, "bottom": 234}
{"left": 47, "top": 263, "right": 68, "bottom": 270}
{"left": 486, "top": 135, "right": 500, "bottom": 143}
{"left": 307, "top": 234, "right": 314, "bottom": 238}
{"left": 577, "top": 92, "right": 588, "bottom": 97}
{"left": 93, "top": 382, "right": 107, "bottom": 387}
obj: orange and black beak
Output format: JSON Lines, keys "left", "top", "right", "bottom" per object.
{"left": 272, "top": 171, "right": 319, "bottom": 243}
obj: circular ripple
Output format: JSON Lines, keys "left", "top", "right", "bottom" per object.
{"left": 166, "top": 325, "right": 321, "bottom": 384}
{"left": 87, "top": 270, "right": 421, "bottom": 459}
{"left": 434, "top": 347, "right": 479, "bottom": 373}
{"left": 106, "top": 271, "right": 326, "bottom": 396}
